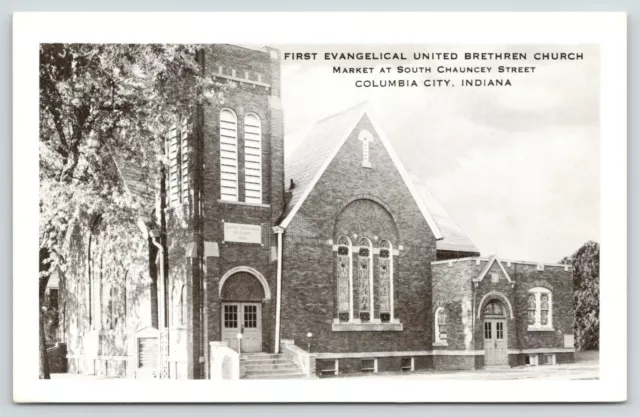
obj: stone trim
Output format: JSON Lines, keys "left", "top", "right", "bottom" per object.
{"left": 213, "top": 73, "right": 271, "bottom": 89}
{"left": 508, "top": 348, "right": 575, "bottom": 354}
{"left": 474, "top": 256, "right": 513, "bottom": 283}
{"left": 476, "top": 291, "right": 515, "bottom": 319}
{"left": 331, "top": 322, "right": 403, "bottom": 332}
{"left": 217, "top": 199, "right": 270, "bottom": 208}
{"left": 431, "top": 256, "right": 573, "bottom": 271}
{"left": 527, "top": 326, "right": 555, "bottom": 332}
{"left": 316, "top": 350, "right": 483, "bottom": 359}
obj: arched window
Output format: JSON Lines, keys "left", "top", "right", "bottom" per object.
{"left": 244, "top": 113, "right": 262, "bottom": 204}
{"left": 484, "top": 300, "right": 506, "bottom": 317}
{"left": 435, "top": 307, "right": 447, "bottom": 344}
{"left": 336, "top": 236, "right": 352, "bottom": 322}
{"left": 171, "top": 285, "right": 178, "bottom": 326}
{"left": 378, "top": 240, "right": 393, "bottom": 322}
{"left": 528, "top": 287, "right": 552, "bottom": 329}
{"left": 180, "top": 285, "right": 187, "bottom": 326}
{"left": 220, "top": 109, "right": 238, "bottom": 201}
{"left": 167, "top": 119, "right": 190, "bottom": 206}
{"left": 357, "top": 238, "right": 373, "bottom": 322}
{"left": 104, "top": 284, "right": 118, "bottom": 330}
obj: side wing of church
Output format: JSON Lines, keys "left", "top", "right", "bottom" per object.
{"left": 56, "top": 45, "right": 575, "bottom": 380}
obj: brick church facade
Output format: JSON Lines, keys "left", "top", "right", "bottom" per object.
{"left": 58, "top": 44, "right": 575, "bottom": 379}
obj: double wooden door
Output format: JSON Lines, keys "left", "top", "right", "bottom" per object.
{"left": 221, "top": 302, "right": 262, "bottom": 353}
{"left": 483, "top": 319, "right": 508, "bottom": 366}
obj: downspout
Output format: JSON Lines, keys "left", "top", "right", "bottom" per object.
{"left": 150, "top": 231, "right": 165, "bottom": 329}
{"left": 274, "top": 227, "right": 284, "bottom": 353}
{"left": 472, "top": 280, "right": 477, "bottom": 355}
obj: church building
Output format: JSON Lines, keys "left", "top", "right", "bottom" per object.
{"left": 59, "top": 44, "right": 575, "bottom": 380}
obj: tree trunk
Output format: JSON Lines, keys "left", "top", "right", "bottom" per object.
{"left": 39, "top": 275, "right": 51, "bottom": 379}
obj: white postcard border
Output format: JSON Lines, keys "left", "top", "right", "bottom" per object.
{"left": 13, "top": 11, "right": 627, "bottom": 402}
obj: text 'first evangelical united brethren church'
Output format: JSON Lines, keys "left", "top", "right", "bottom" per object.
{"left": 283, "top": 51, "right": 585, "bottom": 61}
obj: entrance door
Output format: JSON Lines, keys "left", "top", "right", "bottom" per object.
{"left": 483, "top": 319, "right": 508, "bottom": 365}
{"left": 221, "top": 302, "right": 262, "bottom": 353}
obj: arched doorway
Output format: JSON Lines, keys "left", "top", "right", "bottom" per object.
{"left": 219, "top": 267, "right": 270, "bottom": 353}
{"left": 482, "top": 299, "right": 508, "bottom": 366}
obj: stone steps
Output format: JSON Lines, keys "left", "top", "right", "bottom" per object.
{"left": 241, "top": 354, "right": 305, "bottom": 380}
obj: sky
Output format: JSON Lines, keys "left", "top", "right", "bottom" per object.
{"left": 276, "top": 44, "right": 600, "bottom": 263}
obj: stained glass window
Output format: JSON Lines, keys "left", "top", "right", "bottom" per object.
{"left": 358, "top": 238, "right": 371, "bottom": 319}
{"left": 336, "top": 236, "right": 351, "bottom": 321}
{"left": 378, "top": 240, "right": 391, "bottom": 319}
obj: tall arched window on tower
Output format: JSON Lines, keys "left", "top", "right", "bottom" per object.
{"left": 220, "top": 109, "right": 238, "bottom": 201}
{"left": 336, "top": 236, "right": 352, "bottom": 323}
{"left": 244, "top": 113, "right": 262, "bottom": 204}
{"left": 378, "top": 240, "right": 393, "bottom": 323}
{"left": 358, "top": 237, "right": 373, "bottom": 322}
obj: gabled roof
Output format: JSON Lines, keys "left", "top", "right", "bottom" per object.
{"left": 474, "top": 256, "right": 513, "bottom": 283}
{"left": 410, "top": 176, "right": 480, "bottom": 254}
{"left": 280, "top": 102, "right": 443, "bottom": 240}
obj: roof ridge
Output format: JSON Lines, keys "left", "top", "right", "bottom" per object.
{"left": 314, "top": 101, "right": 369, "bottom": 124}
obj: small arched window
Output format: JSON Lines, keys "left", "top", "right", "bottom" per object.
{"left": 180, "top": 285, "right": 187, "bottom": 326}
{"left": 357, "top": 238, "right": 373, "bottom": 322}
{"left": 484, "top": 300, "right": 505, "bottom": 317}
{"left": 378, "top": 240, "right": 393, "bottom": 322}
{"left": 244, "top": 113, "right": 262, "bottom": 204}
{"left": 220, "top": 109, "right": 238, "bottom": 201}
{"left": 336, "top": 236, "right": 352, "bottom": 322}
{"left": 528, "top": 287, "right": 552, "bottom": 329}
{"left": 435, "top": 307, "right": 447, "bottom": 344}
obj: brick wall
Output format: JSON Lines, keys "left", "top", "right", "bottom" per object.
{"left": 281, "top": 114, "right": 438, "bottom": 354}
{"left": 192, "top": 45, "right": 283, "bottom": 377}
{"left": 432, "top": 257, "right": 574, "bottom": 363}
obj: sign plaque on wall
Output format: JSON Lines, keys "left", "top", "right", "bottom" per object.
{"left": 224, "top": 222, "right": 262, "bottom": 244}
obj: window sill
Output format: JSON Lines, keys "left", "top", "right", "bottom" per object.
{"left": 332, "top": 322, "right": 403, "bottom": 332}
{"left": 433, "top": 342, "right": 448, "bottom": 347}
{"left": 528, "top": 326, "right": 554, "bottom": 332}
{"left": 217, "top": 199, "right": 270, "bottom": 208}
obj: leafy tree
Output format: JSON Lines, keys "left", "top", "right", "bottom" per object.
{"left": 39, "top": 44, "right": 222, "bottom": 378}
{"left": 560, "top": 241, "right": 600, "bottom": 351}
